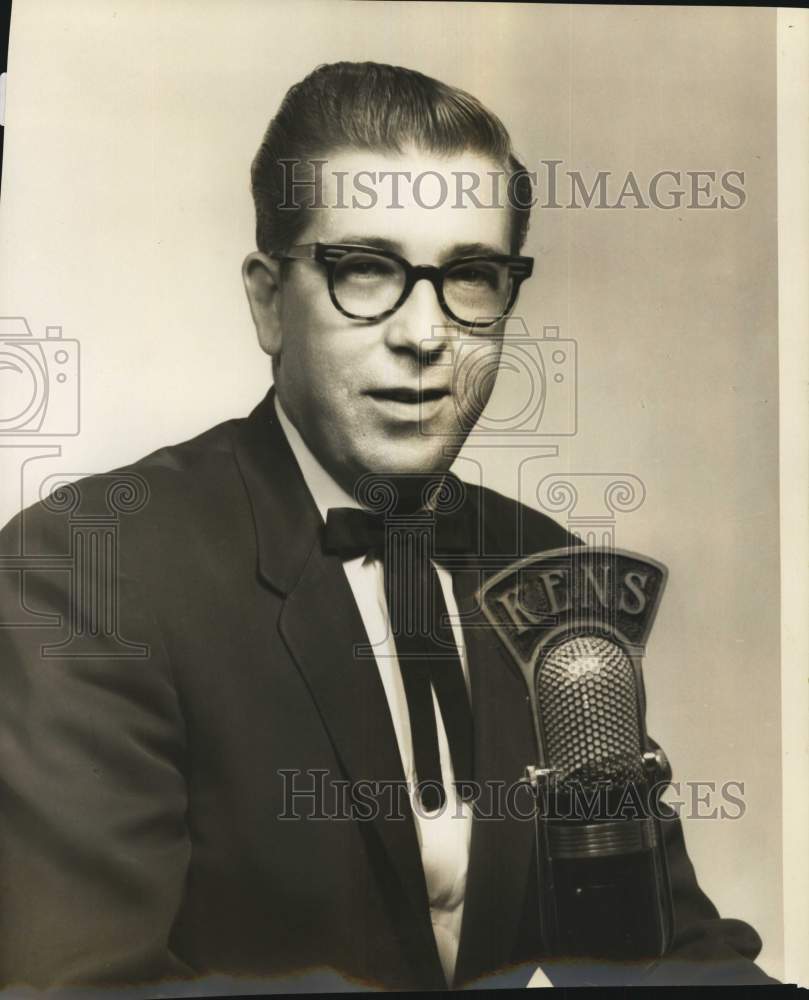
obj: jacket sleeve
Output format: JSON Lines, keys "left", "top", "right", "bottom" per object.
{"left": 626, "top": 733, "right": 777, "bottom": 985}
{"left": 504, "top": 736, "right": 779, "bottom": 988}
{"left": 0, "top": 493, "right": 194, "bottom": 990}
{"left": 548, "top": 736, "right": 779, "bottom": 986}
{"left": 636, "top": 793, "right": 779, "bottom": 986}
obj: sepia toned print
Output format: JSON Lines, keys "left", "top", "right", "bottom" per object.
{"left": 1, "top": 1, "right": 803, "bottom": 993}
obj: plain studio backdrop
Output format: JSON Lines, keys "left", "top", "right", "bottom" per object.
{"left": 0, "top": 0, "right": 781, "bottom": 982}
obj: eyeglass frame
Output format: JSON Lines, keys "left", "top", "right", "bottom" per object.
{"left": 268, "top": 242, "right": 534, "bottom": 329}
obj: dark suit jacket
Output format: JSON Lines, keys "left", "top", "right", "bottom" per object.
{"left": 0, "top": 388, "right": 776, "bottom": 991}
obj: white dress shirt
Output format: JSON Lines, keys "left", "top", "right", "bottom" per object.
{"left": 274, "top": 397, "right": 472, "bottom": 985}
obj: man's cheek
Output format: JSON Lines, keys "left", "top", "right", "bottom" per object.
{"left": 455, "top": 345, "right": 501, "bottom": 411}
{"left": 454, "top": 375, "right": 493, "bottom": 428}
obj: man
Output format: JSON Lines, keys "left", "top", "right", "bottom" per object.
{"left": 0, "top": 62, "right": 775, "bottom": 992}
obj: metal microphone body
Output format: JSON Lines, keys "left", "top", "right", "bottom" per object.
{"left": 481, "top": 547, "right": 674, "bottom": 964}
{"left": 534, "top": 633, "right": 672, "bottom": 960}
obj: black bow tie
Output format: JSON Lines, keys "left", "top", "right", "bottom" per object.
{"left": 322, "top": 473, "right": 477, "bottom": 564}
{"left": 323, "top": 506, "right": 477, "bottom": 563}
{"left": 323, "top": 475, "right": 475, "bottom": 812}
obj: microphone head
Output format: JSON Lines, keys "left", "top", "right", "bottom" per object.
{"left": 479, "top": 545, "right": 668, "bottom": 790}
{"left": 536, "top": 634, "right": 644, "bottom": 789}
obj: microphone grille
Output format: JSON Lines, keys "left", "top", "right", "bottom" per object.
{"left": 536, "top": 635, "right": 644, "bottom": 787}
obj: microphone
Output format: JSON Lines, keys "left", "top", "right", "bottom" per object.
{"left": 481, "top": 546, "right": 674, "bottom": 963}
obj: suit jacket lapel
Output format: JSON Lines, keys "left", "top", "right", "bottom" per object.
{"left": 231, "top": 389, "right": 445, "bottom": 988}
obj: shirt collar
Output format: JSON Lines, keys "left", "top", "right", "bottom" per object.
{"left": 273, "top": 394, "right": 360, "bottom": 523}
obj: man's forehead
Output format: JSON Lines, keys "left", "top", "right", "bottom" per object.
{"left": 301, "top": 145, "right": 513, "bottom": 258}
{"left": 317, "top": 144, "right": 503, "bottom": 177}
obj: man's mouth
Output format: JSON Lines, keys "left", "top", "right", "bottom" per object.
{"left": 365, "top": 387, "right": 449, "bottom": 404}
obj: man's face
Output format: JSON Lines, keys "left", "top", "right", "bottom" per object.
{"left": 244, "top": 147, "right": 515, "bottom": 495}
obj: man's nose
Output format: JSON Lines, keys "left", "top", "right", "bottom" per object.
{"left": 382, "top": 278, "right": 454, "bottom": 358}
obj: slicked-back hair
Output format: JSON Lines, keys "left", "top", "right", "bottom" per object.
{"left": 250, "top": 61, "right": 533, "bottom": 256}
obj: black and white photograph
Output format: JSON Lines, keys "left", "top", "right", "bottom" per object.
{"left": 0, "top": 1, "right": 806, "bottom": 995}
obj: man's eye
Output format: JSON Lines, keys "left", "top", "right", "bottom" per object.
{"left": 448, "top": 265, "right": 500, "bottom": 289}
{"left": 339, "top": 256, "right": 395, "bottom": 281}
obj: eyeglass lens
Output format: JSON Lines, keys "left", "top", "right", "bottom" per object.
{"left": 332, "top": 252, "right": 512, "bottom": 323}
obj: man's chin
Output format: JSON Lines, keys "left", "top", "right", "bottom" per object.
{"left": 344, "top": 447, "right": 459, "bottom": 490}
{"left": 364, "top": 449, "right": 458, "bottom": 478}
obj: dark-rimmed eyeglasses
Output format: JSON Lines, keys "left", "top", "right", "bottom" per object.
{"left": 269, "top": 243, "right": 534, "bottom": 329}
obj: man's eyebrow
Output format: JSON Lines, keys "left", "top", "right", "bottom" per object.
{"left": 444, "top": 242, "right": 509, "bottom": 259}
{"left": 332, "top": 236, "right": 403, "bottom": 253}
{"left": 329, "top": 237, "right": 510, "bottom": 260}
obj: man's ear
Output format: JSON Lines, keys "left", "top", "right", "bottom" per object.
{"left": 242, "top": 251, "right": 283, "bottom": 357}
